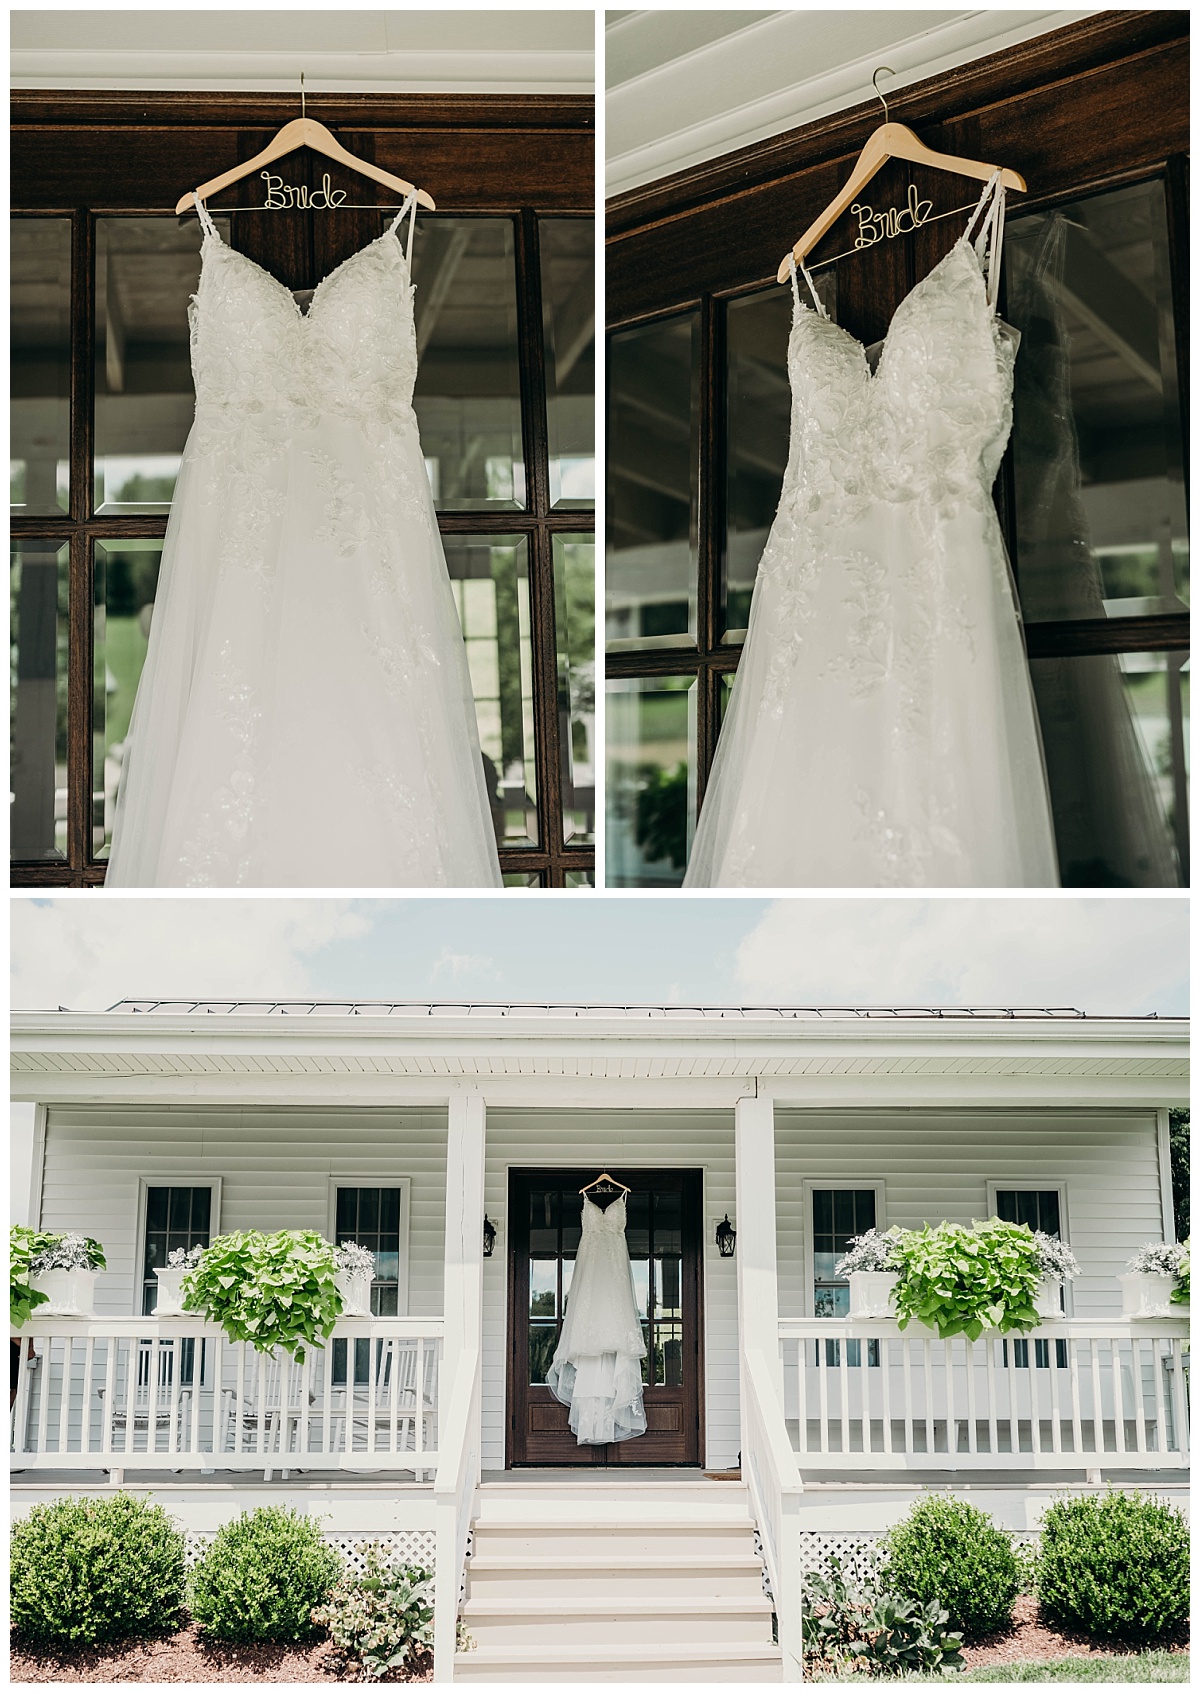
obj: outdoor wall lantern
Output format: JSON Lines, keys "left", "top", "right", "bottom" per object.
{"left": 715, "top": 1214, "right": 737, "bottom": 1257}
{"left": 483, "top": 1215, "right": 497, "bottom": 1258}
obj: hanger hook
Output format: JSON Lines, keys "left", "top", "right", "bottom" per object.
{"left": 872, "top": 65, "right": 894, "bottom": 124}
{"left": 300, "top": 70, "right": 306, "bottom": 121}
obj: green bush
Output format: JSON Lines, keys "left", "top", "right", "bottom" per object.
{"left": 189, "top": 1506, "right": 340, "bottom": 1643}
{"left": 182, "top": 1230, "right": 342, "bottom": 1359}
{"left": 884, "top": 1496, "right": 1020, "bottom": 1639}
{"left": 312, "top": 1546, "right": 435, "bottom": 1678}
{"left": 1035, "top": 1492, "right": 1189, "bottom": 1645}
{"left": 10, "top": 1225, "right": 50, "bottom": 1326}
{"left": 802, "top": 1558, "right": 964, "bottom": 1677}
{"left": 894, "top": 1218, "right": 1041, "bottom": 1340}
{"left": 10, "top": 1493, "right": 186, "bottom": 1646}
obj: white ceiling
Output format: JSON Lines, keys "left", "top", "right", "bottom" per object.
{"left": 10, "top": 9, "right": 595, "bottom": 94}
{"left": 606, "top": 9, "right": 1097, "bottom": 196}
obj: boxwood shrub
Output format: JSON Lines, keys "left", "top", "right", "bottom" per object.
{"left": 1035, "top": 1491, "right": 1189, "bottom": 1644}
{"left": 10, "top": 1493, "right": 186, "bottom": 1646}
{"left": 189, "top": 1506, "right": 341, "bottom": 1642}
{"left": 884, "top": 1496, "right": 1021, "bottom": 1639}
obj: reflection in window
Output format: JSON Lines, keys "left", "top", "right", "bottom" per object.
{"left": 443, "top": 534, "right": 537, "bottom": 847}
{"left": 813, "top": 1188, "right": 877, "bottom": 1370}
{"left": 1007, "top": 181, "right": 1188, "bottom": 884}
{"left": 724, "top": 288, "right": 792, "bottom": 641}
{"left": 11, "top": 540, "right": 69, "bottom": 861}
{"left": 11, "top": 218, "right": 71, "bottom": 516}
{"left": 93, "top": 539, "right": 162, "bottom": 858}
{"left": 564, "top": 869, "right": 594, "bottom": 887}
{"left": 607, "top": 313, "right": 699, "bottom": 649}
{"left": 540, "top": 219, "right": 595, "bottom": 508}
{"left": 606, "top": 675, "right": 695, "bottom": 887}
{"left": 412, "top": 219, "right": 525, "bottom": 510}
{"left": 94, "top": 217, "right": 230, "bottom": 515}
{"left": 553, "top": 534, "right": 595, "bottom": 844}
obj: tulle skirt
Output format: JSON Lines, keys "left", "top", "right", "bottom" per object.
{"left": 546, "top": 1352, "right": 648, "bottom": 1445}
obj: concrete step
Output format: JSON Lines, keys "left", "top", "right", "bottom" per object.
{"left": 460, "top": 1595, "right": 776, "bottom": 1647}
{"left": 470, "top": 1520, "right": 757, "bottom": 1558}
{"left": 453, "top": 1641, "right": 785, "bottom": 1682}
{"left": 466, "top": 1551, "right": 766, "bottom": 1600}
{"left": 474, "top": 1481, "right": 753, "bottom": 1525}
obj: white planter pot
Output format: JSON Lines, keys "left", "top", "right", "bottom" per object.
{"left": 30, "top": 1268, "right": 99, "bottom": 1317}
{"left": 1034, "top": 1275, "right": 1064, "bottom": 1319}
{"left": 335, "top": 1269, "right": 372, "bottom": 1317}
{"left": 848, "top": 1271, "right": 898, "bottom": 1319}
{"left": 1119, "top": 1271, "right": 1178, "bottom": 1319}
{"left": 153, "top": 1266, "right": 190, "bottom": 1316}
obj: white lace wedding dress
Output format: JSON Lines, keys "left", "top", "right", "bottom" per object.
{"left": 546, "top": 1195, "right": 647, "bottom": 1445}
{"left": 684, "top": 175, "right": 1060, "bottom": 888}
{"left": 106, "top": 193, "right": 503, "bottom": 888}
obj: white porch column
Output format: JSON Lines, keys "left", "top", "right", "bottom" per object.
{"left": 735, "top": 1090, "right": 783, "bottom": 1402}
{"left": 440, "top": 1089, "right": 486, "bottom": 1432}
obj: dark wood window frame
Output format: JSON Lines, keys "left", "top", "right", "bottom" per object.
{"left": 606, "top": 13, "right": 1189, "bottom": 870}
{"left": 12, "top": 90, "right": 595, "bottom": 887}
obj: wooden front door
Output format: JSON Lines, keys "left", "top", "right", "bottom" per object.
{"left": 508, "top": 1167, "right": 704, "bottom": 1466}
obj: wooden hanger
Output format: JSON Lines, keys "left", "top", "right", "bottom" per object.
{"left": 777, "top": 68, "right": 1024, "bottom": 283}
{"left": 580, "top": 1172, "right": 631, "bottom": 1196}
{"left": 175, "top": 76, "right": 435, "bottom": 216}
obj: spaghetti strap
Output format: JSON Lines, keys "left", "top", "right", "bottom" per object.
{"left": 963, "top": 170, "right": 1005, "bottom": 312}
{"left": 790, "top": 253, "right": 828, "bottom": 321}
{"left": 193, "top": 194, "right": 219, "bottom": 242}
{"left": 389, "top": 190, "right": 419, "bottom": 266}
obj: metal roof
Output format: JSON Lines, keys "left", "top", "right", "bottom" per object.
{"left": 100, "top": 999, "right": 1163, "bottom": 1021}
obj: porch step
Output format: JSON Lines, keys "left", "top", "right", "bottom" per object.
{"left": 453, "top": 1641, "right": 785, "bottom": 1682}
{"left": 458, "top": 1481, "right": 780, "bottom": 1679}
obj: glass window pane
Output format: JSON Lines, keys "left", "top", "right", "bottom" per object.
{"left": 529, "top": 1324, "right": 557, "bottom": 1385}
{"left": 1028, "top": 650, "right": 1187, "bottom": 885}
{"left": 444, "top": 534, "right": 537, "bottom": 848}
{"left": 11, "top": 539, "right": 69, "bottom": 861}
{"left": 553, "top": 532, "right": 595, "bottom": 844}
{"left": 724, "top": 287, "right": 793, "bottom": 643}
{"left": 1008, "top": 180, "right": 1187, "bottom": 623}
{"left": 606, "top": 675, "right": 696, "bottom": 886}
{"left": 94, "top": 216, "right": 229, "bottom": 516}
{"left": 607, "top": 312, "right": 699, "bottom": 650}
{"left": 92, "top": 538, "right": 162, "bottom": 858}
{"left": 503, "top": 871, "right": 542, "bottom": 887}
{"left": 11, "top": 218, "right": 71, "bottom": 515}
{"left": 540, "top": 218, "right": 595, "bottom": 508}
{"left": 412, "top": 218, "right": 524, "bottom": 511}
{"left": 560, "top": 1190, "right": 583, "bottom": 1256}
{"left": 564, "top": 869, "right": 594, "bottom": 887}
{"left": 530, "top": 1259, "right": 558, "bottom": 1318}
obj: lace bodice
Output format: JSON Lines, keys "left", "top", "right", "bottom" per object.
{"left": 582, "top": 1194, "right": 629, "bottom": 1234}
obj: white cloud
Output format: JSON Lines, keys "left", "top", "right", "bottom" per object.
{"left": 11, "top": 898, "right": 372, "bottom": 1011}
{"left": 430, "top": 945, "right": 501, "bottom": 986}
{"left": 733, "top": 898, "right": 1188, "bottom": 1015}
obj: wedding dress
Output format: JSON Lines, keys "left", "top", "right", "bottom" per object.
{"left": 684, "top": 174, "right": 1060, "bottom": 888}
{"left": 546, "top": 1195, "right": 647, "bottom": 1445}
{"left": 106, "top": 193, "right": 503, "bottom": 888}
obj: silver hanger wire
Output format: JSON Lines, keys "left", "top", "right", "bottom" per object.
{"left": 872, "top": 65, "right": 894, "bottom": 123}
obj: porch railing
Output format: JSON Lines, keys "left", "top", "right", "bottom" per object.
{"left": 779, "top": 1317, "right": 1190, "bottom": 1471}
{"left": 742, "top": 1345, "right": 803, "bottom": 1682}
{"left": 432, "top": 1345, "right": 480, "bottom": 1682}
{"left": 11, "top": 1315, "right": 444, "bottom": 1478}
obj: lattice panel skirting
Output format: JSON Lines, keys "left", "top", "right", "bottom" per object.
{"left": 184, "top": 1529, "right": 437, "bottom": 1573}
{"left": 797, "top": 1529, "right": 1038, "bottom": 1585}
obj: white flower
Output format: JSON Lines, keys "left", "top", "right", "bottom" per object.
{"left": 335, "top": 1241, "right": 376, "bottom": 1276}
{"left": 1127, "top": 1242, "right": 1185, "bottom": 1277}
{"left": 835, "top": 1228, "right": 904, "bottom": 1277}
{"left": 1032, "top": 1232, "right": 1079, "bottom": 1281}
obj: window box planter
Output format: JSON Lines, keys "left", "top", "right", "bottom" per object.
{"left": 1034, "top": 1275, "right": 1064, "bottom": 1319}
{"left": 29, "top": 1267, "right": 99, "bottom": 1316}
{"left": 153, "top": 1266, "right": 191, "bottom": 1316}
{"left": 847, "top": 1270, "right": 898, "bottom": 1319}
{"left": 334, "top": 1268, "right": 372, "bottom": 1317}
{"left": 1119, "top": 1271, "right": 1178, "bottom": 1319}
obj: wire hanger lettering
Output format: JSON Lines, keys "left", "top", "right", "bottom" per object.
{"left": 260, "top": 169, "right": 348, "bottom": 210}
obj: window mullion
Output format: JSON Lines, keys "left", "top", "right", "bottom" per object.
{"left": 67, "top": 210, "right": 95, "bottom": 877}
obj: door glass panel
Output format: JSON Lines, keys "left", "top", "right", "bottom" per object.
{"left": 607, "top": 312, "right": 699, "bottom": 650}
{"left": 94, "top": 216, "right": 230, "bottom": 515}
{"left": 529, "top": 1189, "right": 558, "bottom": 1254}
{"left": 92, "top": 538, "right": 162, "bottom": 858}
{"left": 529, "top": 1258, "right": 558, "bottom": 1318}
{"left": 411, "top": 218, "right": 525, "bottom": 510}
{"left": 11, "top": 218, "right": 71, "bottom": 515}
{"left": 443, "top": 533, "right": 537, "bottom": 848}
{"left": 553, "top": 533, "right": 596, "bottom": 844}
{"left": 540, "top": 218, "right": 595, "bottom": 508}
{"left": 529, "top": 1325, "right": 557, "bottom": 1385}
{"left": 606, "top": 675, "right": 696, "bottom": 887}
{"left": 724, "top": 287, "right": 792, "bottom": 643}
{"left": 11, "top": 539, "right": 69, "bottom": 860}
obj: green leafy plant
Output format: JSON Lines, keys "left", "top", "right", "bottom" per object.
{"left": 1035, "top": 1492, "right": 1190, "bottom": 1645}
{"left": 10, "top": 1492, "right": 186, "bottom": 1646}
{"left": 883, "top": 1495, "right": 1021, "bottom": 1639}
{"left": 189, "top": 1506, "right": 341, "bottom": 1643}
{"left": 802, "top": 1558, "right": 965, "bottom": 1677}
{"left": 182, "top": 1230, "right": 342, "bottom": 1359}
{"left": 1170, "top": 1239, "right": 1189, "bottom": 1305}
{"left": 10, "top": 1225, "right": 51, "bottom": 1326}
{"left": 312, "top": 1547, "right": 435, "bottom": 1679}
{"left": 893, "top": 1218, "right": 1042, "bottom": 1340}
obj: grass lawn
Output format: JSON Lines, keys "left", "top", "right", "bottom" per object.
{"left": 898, "top": 1653, "right": 1189, "bottom": 1682}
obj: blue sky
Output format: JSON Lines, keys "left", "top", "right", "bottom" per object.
{"left": 10, "top": 895, "right": 1189, "bottom": 1015}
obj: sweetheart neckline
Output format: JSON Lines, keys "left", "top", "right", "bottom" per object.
{"left": 199, "top": 224, "right": 409, "bottom": 324}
